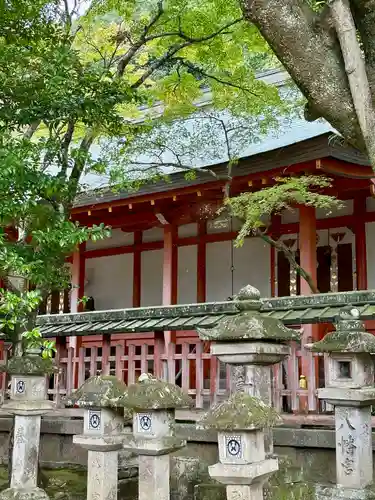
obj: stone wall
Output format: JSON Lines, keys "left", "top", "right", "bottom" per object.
{"left": 0, "top": 416, "right": 372, "bottom": 499}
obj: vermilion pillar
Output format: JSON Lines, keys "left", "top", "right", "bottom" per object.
{"left": 70, "top": 243, "right": 85, "bottom": 385}
{"left": 197, "top": 221, "right": 206, "bottom": 303}
{"left": 299, "top": 206, "right": 317, "bottom": 297}
{"left": 162, "top": 225, "right": 178, "bottom": 381}
{"left": 299, "top": 206, "right": 318, "bottom": 412}
{"left": 197, "top": 222, "right": 210, "bottom": 392}
{"left": 163, "top": 225, "right": 178, "bottom": 307}
{"left": 70, "top": 242, "right": 86, "bottom": 314}
{"left": 354, "top": 196, "right": 368, "bottom": 290}
{"left": 133, "top": 231, "right": 142, "bottom": 307}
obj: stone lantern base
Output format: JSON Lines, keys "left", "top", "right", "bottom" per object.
{"left": 0, "top": 487, "right": 50, "bottom": 500}
{"left": 315, "top": 485, "right": 375, "bottom": 500}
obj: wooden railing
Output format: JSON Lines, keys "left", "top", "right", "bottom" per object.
{"left": 0, "top": 334, "right": 326, "bottom": 413}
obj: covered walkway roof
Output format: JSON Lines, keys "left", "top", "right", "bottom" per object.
{"left": 36, "top": 289, "right": 375, "bottom": 338}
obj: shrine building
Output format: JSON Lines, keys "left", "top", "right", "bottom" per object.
{"left": 35, "top": 69, "right": 375, "bottom": 410}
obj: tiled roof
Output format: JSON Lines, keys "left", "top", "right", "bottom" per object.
{"left": 37, "top": 301, "right": 239, "bottom": 337}
{"left": 73, "top": 68, "right": 368, "bottom": 209}
{"left": 36, "top": 290, "right": 375, "bottom": 337}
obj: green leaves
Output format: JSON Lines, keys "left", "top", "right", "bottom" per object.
{"left": 227, "top": 176, "right": 344, "bottom": 246}
{"left": 0, "top": 0, "right": 290, "bottom": 353}
{"left": 0, "top": 289, "right": 42, "bottom": 332}
{"left": 21, "top": 328, "right": 56, "bottom": 358}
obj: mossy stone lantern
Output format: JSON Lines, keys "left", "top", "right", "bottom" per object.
{"left": 198, "top": 285, "right": 299, "bottom": 457}
{"left": 308, "top": 308, "right": 375, "bottom": 493}
{"left": 121, "top": 373, "right": 193, "bottom": 500}
{"left": 0, "top": 352, "right": 57, "bottom": 500}
{"left": 199, "top": 392, "right": 281, "bottom": 500}
{"left": 65, "top": 376, "right": 131, "bottom": 500}
{"left": 198, "top": 285, "right": 299, "bottom": 404}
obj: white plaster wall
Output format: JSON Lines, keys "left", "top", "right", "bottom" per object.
{"left": 233, "top": 238, "right": 271, "bottom": 297}
{"left": 281, "top": 201, "right": 353, "bottom": 224}
{"left": 316, "top": 200, "right": 353, "bottom": 219}
{"left": 206, "top": 241, "right": 233, "bottom": 301}
{"left": 178, "top": 245, "right": 197, "bottom": 304}
{"left": 142, "top": 227, "right": 164, "bottom": 242}
{"left": 178, "top": 223, "right": 197, "bottom": 237}
{"left": 316, "top": 227, "right": 354, "bottom": 248}
{"left": 207, "top": 215, "right": 242, "bottom": 233}
{"left": 206, "top": 238, "right": 270, "bottom": 301}
{"left": 367, "top": 197, "right": 375, "bottom": 212}
{"left": 366, "top": 222, "right": 375, "bottom": 289}
{"left": 86, "top": 228, "right": 133, "bottom": 250}
{"left": 85, "top": 254, "right": 133, "bottom": 310}
{"left": 141, "top": 249, "right": 163, "bottom": 306}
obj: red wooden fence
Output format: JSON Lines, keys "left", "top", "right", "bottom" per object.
{"left": 0, "top": 335, "right": 327, "bottom": 413}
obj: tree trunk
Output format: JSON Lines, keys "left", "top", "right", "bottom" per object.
{"left": 258, "top": 231, "right": 319, "bottom": 294}
{"left": 329, "top": 0, "right": 375, "bottom": 172}
{"left": 240, "top": 0, "right": 364, "bottom": 151}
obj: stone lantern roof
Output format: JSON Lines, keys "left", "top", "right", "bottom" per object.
{"left": 310, "top": 307, "right": 375, "bottom": 353}
{"left": 198, "top": 285, "right": 299, "bottom": 342}
{"left": 120, "top": 373, "right": 193, "bottom": 410}
{"left": 199, "top": 392, "right": 282, "bottom": 431}
{"left": 64, "top": 375, "right": 130, "bottom": 412}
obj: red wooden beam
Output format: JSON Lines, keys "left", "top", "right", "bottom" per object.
{"left": 75, "top": 210, "right": 159, "bottom": 229}
{"left": 71, "top": 160, "right": 320, "bottom": 216}
{"left": 80, "top": 203, "right": 375, "bottom": 261}
{"left": 84, "top": 240, "right": 163, "bottom": 259}
{"left": 321, "top": 158, "right": 373, "bottom": 179}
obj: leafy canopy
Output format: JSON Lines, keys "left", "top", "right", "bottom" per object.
{"left": 0, "top": 0, "right": 284, "bottom": 350}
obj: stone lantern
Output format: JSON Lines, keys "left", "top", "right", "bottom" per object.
{"left": 198, "top": 285, "right": 299, "bottom": 455}
{"left": 121, "top": 373, "right": 193, "bottom": 500}
{"left": 0, "top": 352, "right": 56, "bottom": 500}
{"left": 308, "top": 307, "right": 375, "bottom": 498}
{"left": 199, "top": 392, "right": 281, "bottom": 500}
{"left": 65, "top": 376, "right": 131, "bottom": 500}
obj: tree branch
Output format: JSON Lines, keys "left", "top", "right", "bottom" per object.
{"left": 117, "top": 1, "right": 164, "bottom": 77}
{"left": 350, "top": 0, "right": 375, "bottom": 94}
{"left": 175, "top": 59, "right": 260, "bottom": 97}
{"left": 126, "top": 160, "right": 218, "bottom": 178}
{"left": 258, "top": 231, "right": 319, "bottom": 293}
{"left": 59, "top": 120, "right": 75, "bottom": 178}
{"left": 240, "top": 0, "right": 364, "bottom": 151}
{"left": 130, "top": 18, "right": 243, "bottom": 89}
{"left": 330, "top": 0, "right": 375, "bottom": 171}
{"left": 69, "top": 131, "right": 95, "bottom": 195}
{"left": 62, "top": 0, "right": 72, "bottom": 34}
{"left": 23, "top": 122, "right": 40, "bottom": 140}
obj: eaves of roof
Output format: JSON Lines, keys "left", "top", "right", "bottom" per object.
{"left": 36, "top": 290, "right": 375, "bottom": 338}
{"left": 73, "top": 131, "right": 368, "bottom": 210}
